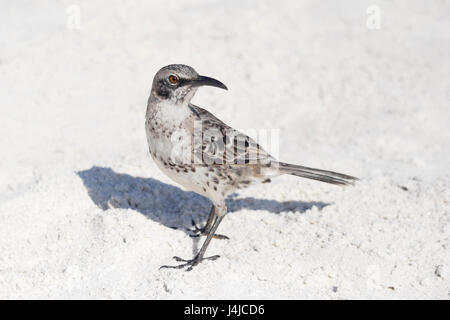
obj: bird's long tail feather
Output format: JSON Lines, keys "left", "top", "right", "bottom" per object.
{"left": 278, "top": 162, "right": 358, "bottom": 186}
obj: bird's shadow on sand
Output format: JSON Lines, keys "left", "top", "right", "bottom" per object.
{"left": 77, "top": 167, "right": 329, "bottom": 249}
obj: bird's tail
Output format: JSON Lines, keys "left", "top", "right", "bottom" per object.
{"left": 277, "top": 162, "right": 358, "bottom": 186}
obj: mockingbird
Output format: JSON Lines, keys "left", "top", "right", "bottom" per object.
{"left": 145, "top": 64, "right": 357, "bottom": 270}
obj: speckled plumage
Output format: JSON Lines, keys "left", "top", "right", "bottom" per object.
{"left": 146, "top": 64, "right": 357, "bottom": 270}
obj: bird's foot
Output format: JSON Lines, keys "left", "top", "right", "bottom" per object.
{"left": 188, "top": 218, "right": 229, "bottom": 240}
{"left": 159, "top": 254, "right": 221, "bottom": 271}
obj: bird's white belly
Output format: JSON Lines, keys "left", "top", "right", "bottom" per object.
{"left": 145, "top": 111, "right": 234, "bottom": 204}
{"left": 152, "top": 153, "right": 214, "bottom": 199}
{"left": 146, "top": 123, "right": 208, "bottom": 195}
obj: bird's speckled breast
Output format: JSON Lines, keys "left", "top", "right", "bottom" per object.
{"left": 145, "top": 101, "right": 211, "bottom": 196}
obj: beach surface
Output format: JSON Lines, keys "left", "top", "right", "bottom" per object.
{"left": 0, "top": 0, "right": 449, "bottom": 299}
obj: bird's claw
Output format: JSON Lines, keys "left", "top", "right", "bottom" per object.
{"left": 159, "top": 254, "right": 221, "bottom": 271}
{"left": 188, "top": 218, "right": 229, "bottom": 240}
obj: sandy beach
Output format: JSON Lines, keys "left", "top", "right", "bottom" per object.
{"left": 0, "top": 0, "right": 449, "bottom": 299}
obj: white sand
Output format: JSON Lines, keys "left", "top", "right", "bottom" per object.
{"left": 0, "top": 0, "right": 449, "bottom": 299}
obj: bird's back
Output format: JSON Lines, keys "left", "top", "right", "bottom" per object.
{"left": 188, "top": 103, "right": 276, "bottom": 167}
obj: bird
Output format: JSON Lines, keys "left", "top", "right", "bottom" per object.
{"left": 145, "top": 64, "right": 358, "bottom": 271}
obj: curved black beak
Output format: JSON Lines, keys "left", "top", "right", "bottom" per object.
{"left": 190, "top": 75, "right": 228, "bottom": 90}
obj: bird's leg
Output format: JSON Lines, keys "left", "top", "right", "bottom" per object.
{"left": 161, "top": 211, "right": 226, "bottom": 271}
{"left": 191, "top": 206, "right": 215, "bottom": 234}
{"left": 189, "top": 206, "right": 229, "bottom": 240}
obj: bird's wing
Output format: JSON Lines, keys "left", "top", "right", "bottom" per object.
{"left": 188, "top": 104, "right": 275, "bottom": 166}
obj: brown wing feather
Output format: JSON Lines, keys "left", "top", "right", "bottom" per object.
{"left": 189, "top": 104, "right": 274, "bottom": 166}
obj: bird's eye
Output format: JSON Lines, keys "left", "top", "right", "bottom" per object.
{"left": 168, "top": 75, "right": 179, "bottom": 84}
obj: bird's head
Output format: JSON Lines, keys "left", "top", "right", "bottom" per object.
{"left": 151, "top": 64, "right": 227, "bottom": 104}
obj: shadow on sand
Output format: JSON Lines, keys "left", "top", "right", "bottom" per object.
{"left": 77, "top": 166, "right": 329, "bottom": 235}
